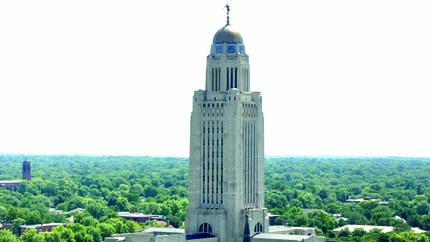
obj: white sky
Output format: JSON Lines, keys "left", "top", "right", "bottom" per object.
{"left": 1, "top": 1, "right": 429, "bottom": 157}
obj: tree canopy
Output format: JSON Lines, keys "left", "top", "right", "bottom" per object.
{"left": 1, "top": 155, "right": 430, "bottom": 241}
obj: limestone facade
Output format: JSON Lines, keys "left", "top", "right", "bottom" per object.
{"left": 185, "top": 21, "right": 268, "bottom": 242}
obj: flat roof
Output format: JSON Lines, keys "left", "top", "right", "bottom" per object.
{"left": 118, "top": 212, "right": 149, "bottom": 217}
{"left": 0, "top": 180, "right": 20, "bottom": 184}
{"left": 117, "top": 212, "right": 164, "bottom": 218}
{"left": 334, "top": 225, "right": 393, "bottom": 233}
{"left": 269, "top": 226, "right": 314, "bottom": 232}
{"left": 20, "top": 223, "right": 65, "bottom": 228}
{"left": 143, "top": 227, "right": 185, "bottom": 234}
{"left": 412, "top": 227, "right": 427, "bottom": 233}
{"left": 254, "top": 233, "right": 311, "bottom": 240}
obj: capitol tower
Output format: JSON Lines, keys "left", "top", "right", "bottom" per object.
{"left": 186, "top": 6, "right": 268, "bottom": 242}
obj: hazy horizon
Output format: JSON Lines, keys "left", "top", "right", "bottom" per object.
{"left": 1, "top": 153, "right": 430, "bottom": 160}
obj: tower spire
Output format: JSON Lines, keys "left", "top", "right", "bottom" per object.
{"left": 243, "top": 214, "right": 251, "bottom": 242}
{"left": 225, "top": 4, "right": 230, "bottom": 25}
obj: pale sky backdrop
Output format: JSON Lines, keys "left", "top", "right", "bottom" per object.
{"left": 1, "top": 1, "right": 429, "bottom": 157}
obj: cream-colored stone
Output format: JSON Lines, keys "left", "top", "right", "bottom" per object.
{"left": 186, "top": 22, "right": 267, "bottom": 242}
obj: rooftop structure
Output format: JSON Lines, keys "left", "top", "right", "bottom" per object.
{"left": 0, "top": 180, "right": 20, "bottom": 190}
{"left": 253, "top": 233, "right": 325, "bottom": 242}
{"left": 117, "top": 212, "right": 165, "bottom": 223}
{"left": 19, "top": 223, "right": 66, "bottom": 236}
{"left": 334, "top": 225, "right": 394, "bottom": 233}
{"left": 334, "top": 225, "right": 427, "bottom": 234}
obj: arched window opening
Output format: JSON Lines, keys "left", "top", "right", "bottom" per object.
{"left": 198, "top": 223, "right": 213, "bottom": 234}
{"left": 254, "top": 223, "right": 263, "bottom": 234}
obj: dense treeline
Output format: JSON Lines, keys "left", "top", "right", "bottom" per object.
{"left": 265, "top": 157, "right": 430, "bottom": 241}
{"left": 1, "top": 155, "right": 430, "bottom": 241}
{"left": 0, "top": 155, "right": 188, "bottom": 241}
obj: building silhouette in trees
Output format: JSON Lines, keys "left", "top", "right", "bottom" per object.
{"left": 23, "top": 158, "right": 32, "bottom": 181}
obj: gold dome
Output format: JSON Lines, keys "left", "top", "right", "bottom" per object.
{"left": 213, "top": 25, "right": 243, "bottom": 44}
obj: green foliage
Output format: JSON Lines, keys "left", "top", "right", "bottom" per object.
{"left": 96, "top": 223, "right": 116, "bottom": 239}
{"left": 265, "top": 157, "right": 430, "bottom": 237}
{"left": 1, "top": 155, "right": 430, "bottom": 241}
{"left": 0, "top": 230, "right": 20, "bottom": 242}
{"left": 21, "top": 228, "right": 45, "bottom": 242}
{"left": 389, "top": 231, "right": 430, "bottom": 242}
{"left": 0, "top": 155, "right": 189, "bottom": 240}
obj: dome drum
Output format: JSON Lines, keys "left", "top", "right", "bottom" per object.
{"left": 211, "top": 43, "right": 245, "bottom": 55}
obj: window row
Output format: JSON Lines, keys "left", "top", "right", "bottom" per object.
{"left": 243, "top": 103, "right": 257, "bottom": 108}
{"left": 202, "top": 140, "right": 224, "bottom": 146}
{"left": 203, "top": 112, "right": 223, "bottom": 118}
{"left": 202, "top": 126, "right": 224, "bottom": 134}
{"left": 203, "top": 103, "right": 224, "bottom": 108}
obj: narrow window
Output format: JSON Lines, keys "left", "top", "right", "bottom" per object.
{"left": 215, "top": 68, "right": 218, "bottom": 91}
{"left": 230, "top": 67, "right": 234, "bottom": 89}
{"left": 234, "top": 67, "right": 238, "bottom": 88}
{"left": 211, "top": 68, "right": 214, "bottom": 91}
{"left": 218, "top": 68, "right": 221, "bottom": 90}
{"left": 226, "top": 68, "right": 230, "bottom": 90}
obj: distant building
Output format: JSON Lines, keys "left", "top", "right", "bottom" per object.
{"left": 19, "top": 223, "right": 65, "bottom": 236}
{"left": 253, "top": 233, "right": 325, "bottom": 242}
{"left": 117, "top": 212, "right": 165, "bottom": 223}
{"left": 0, "top": 158, "right": 32, "bottom": 190}
{"left": 268, "top": 226, "right": 316, "bottom": 236}
{"left": 0, "top": 180, "right": 20, "bottom": 190}
{"left": 22, "top": 158, "right": 31, "bottom": 180}
{"left": 334, "top": 225, "right": 393, "bottom": 234}
{"left": 1, "top": 223, "right": 66, "bottom": 236}
{"left": 334, "top": 224, "right": 427, "bottom": 234}
{"left": 344, "top": 197, "right": 389, "bottom": 205}
{"left": 48, "top": 208, "right": 65, "bottom": 214}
